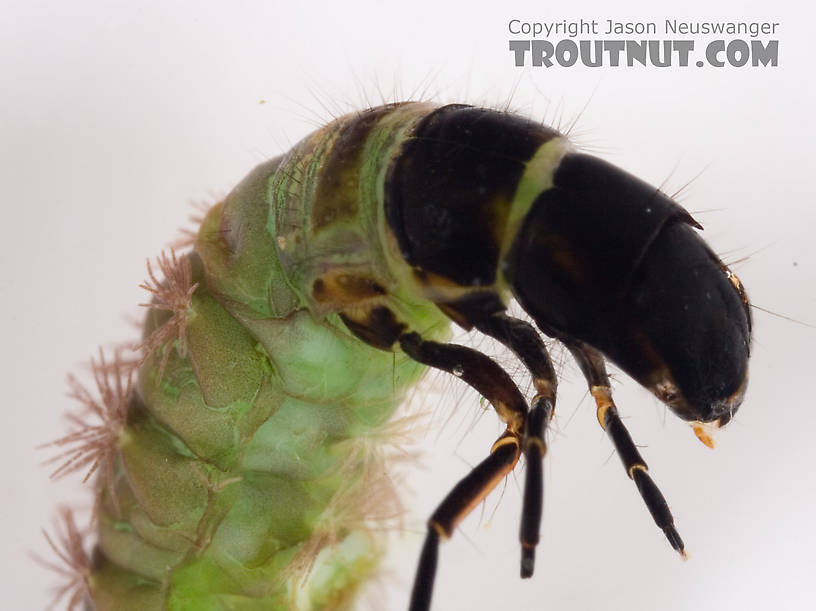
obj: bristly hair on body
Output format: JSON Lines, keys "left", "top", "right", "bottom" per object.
{"left": 36, "top": 507, "right": 91, "bottom": 611}
{"left": 44, "top": 349, "right": 133, "bottom": 515}
{"left": 137, "top": 249, "right": 199, "bottom": 382}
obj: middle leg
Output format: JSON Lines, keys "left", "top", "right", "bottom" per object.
{"left": 475, "top": 312, "right": 558, "bottom": 578}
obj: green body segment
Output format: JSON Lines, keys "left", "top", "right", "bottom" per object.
{"left": 89, "top": 103, "right": 452, "bottom": 609}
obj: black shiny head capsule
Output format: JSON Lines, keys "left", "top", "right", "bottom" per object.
{"left": 508, "top": 153, "right": 752, "bottom": 426}
{"left": 380, "top": 104, "right": 754, "bottom": 608}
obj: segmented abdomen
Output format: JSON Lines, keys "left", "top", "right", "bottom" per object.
{"left": 86, "top": 103, "right": 452, "bottom": 609}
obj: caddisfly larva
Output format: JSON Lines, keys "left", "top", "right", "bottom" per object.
{"left": 44, "top": 101, "right": 751, "bottom": 610}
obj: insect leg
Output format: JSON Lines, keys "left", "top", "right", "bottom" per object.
{"left": 399, "top": 332, "right": 527, "bottom": 434}
{"left": 409, "top": 435, "right": 520, "bottom": 611}
{"left": 475, "top": 314, "right": 557, "bottom": 400}
{"left": 517, "top": 397, "right": 553, "bottom": 576}
{"left": 475, "top": 314, "right": 557, "bottom": 578}
{"left": 566, "top": 342, "right": 685, "bottom": 556}
{"left": 398, "top": 332, "right": 528, "bottom": 611}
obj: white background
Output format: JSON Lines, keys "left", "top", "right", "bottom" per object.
{"left": 2, "top": 1, "right": 814, "bottom": 609}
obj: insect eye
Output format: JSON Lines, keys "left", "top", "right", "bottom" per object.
{"left": 655, "top": 379, "right": 680, "bottom": 403}
{"left": 722, "top": 265, "right": 753, "bottom": 335}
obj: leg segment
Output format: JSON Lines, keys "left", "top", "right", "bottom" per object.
{"left": 518, "top": 396, "right": 553, "bottom": 577}
{"left": 566, "top": 342, "right": 685, "bottom": 556}
{"left": 475, "top": 313, "right": 557, "bottom": 577}
{"left": 475, "top": 313, "right": 557, "bottom": 399}
{"left": 399, "top": 332, "right": 530, "bottom": 610}
{"left": 409, "top": 436, "right": 520, "bottom": 611}
{"left": 399, "top": 332, "right": 527, "bottom": 434}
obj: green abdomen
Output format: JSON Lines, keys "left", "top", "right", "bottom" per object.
{"left": 89, "top": 104, "right": 451, "bottom": 609}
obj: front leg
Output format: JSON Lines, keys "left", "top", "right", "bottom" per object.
{"left": 567, "top": 342, "right": 685, "bottom": 556}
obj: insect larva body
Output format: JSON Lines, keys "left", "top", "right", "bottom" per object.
{"left": 48, "top": 101, "right": 751, "bottom": 611}
{"left": 68, "top": 102, "right": 451, "bottom": 610}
